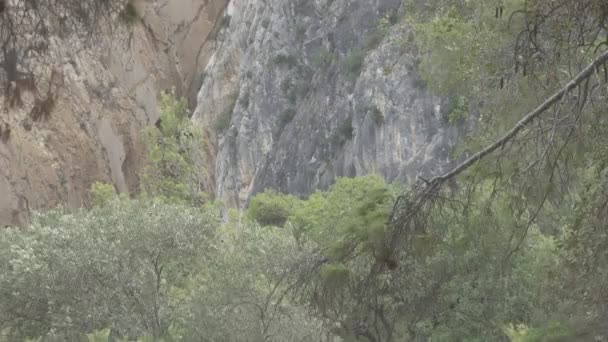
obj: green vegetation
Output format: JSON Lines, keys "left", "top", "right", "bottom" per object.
{"left": 213, "top": 91, "right": 239, "bottom": 133}
{"left": 365, "top": 16, "right": 392, "bottom": 50}
{"left": 332, "top": 117, "right": 354, "bottom": 145}
{"left": 219, "top": 15, "right": 232, "bottom": 29}
{"left": 260, "top": 18, "right": 270, "bottom": 29}
{"left": 4, "top": 0, "right": 608, "bottom": 341}
{"left": 446, "top": 94, "right": 469, "bottom": 123}
{"left": 141, "top": 91, "right": 206, "bottom": 206}
{"left": 90, "top": 181, "right": 116, "bottom": 206}
{"left": 120, "top": 0, "right": 139, "bottom": 25}
{"left": 341, "top": 48, "right": 365, "bottom": 80}
{"left": 246, "top": 189, "right": 302, "bottom": 227}
{"left": 0, "top": 196, "right": 220, "bottom": 340}
{"left": 273, "top": 54, "right": 298, "bottom": 68}
{"left": 340, "top": 15, "right": 395, "bottom": 81}
{"left": 311, "top": 47, "right": 337, "bottom": 70}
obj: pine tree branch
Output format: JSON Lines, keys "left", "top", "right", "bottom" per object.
{"left": 430, "top": 50, "right": 608, "bottom": 184}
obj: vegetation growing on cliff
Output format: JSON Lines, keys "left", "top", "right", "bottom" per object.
{"left": 141, "top": 91, "right": 207, "bottom": 206}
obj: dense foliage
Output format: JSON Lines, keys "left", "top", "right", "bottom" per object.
{"left": 141, "top": 91, "right": 207, "bottom": 206}
{"left": 2, "top": 0, "right": 608, "bottom": 341}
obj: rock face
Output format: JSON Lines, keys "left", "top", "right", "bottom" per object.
{"left": 0, "top": 0, "right": 227, "bottom": 226}
{"left": 1, "top": 0, "right": 464, "bottom": 225}
{"left": 193, "top": 0, "right": 461, "bottom": 207}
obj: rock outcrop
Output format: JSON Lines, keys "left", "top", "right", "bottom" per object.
{"left": 1, "top": 0, "right": 465, "bottom": 225}
{"left": 193, "top": 0, "right": 461, "bottom": 207}
{"left": 0, "top": 0, "right": 227, "bottom": 226}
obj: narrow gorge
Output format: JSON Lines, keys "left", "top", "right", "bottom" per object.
{"left": 1, "top": 0, "right": 461, "bottom": 225}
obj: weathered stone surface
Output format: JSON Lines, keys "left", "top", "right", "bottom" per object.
{"left": 193, "top": 0, "right": 461, "bottom": 207}
{"left": 0, "top": 0, "right": 227, "bottom": 226}
{"left": 1, "top": 0, "right": 465, "bottom": 225}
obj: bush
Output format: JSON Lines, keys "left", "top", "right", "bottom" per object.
{"left": 120, "top": 0, "right": 139, "bottom": 25}
{"left": 366, "top": 17, "right": 391, "bottom": 50}
{"left": 0, "top": 199, "right": 220, "bottom": 340}
{"left": 219, "top": 15, "right": 231, "bottom": 29}
{"left": 90, "top": 181, "right": 116, "bottom": 206}
{"left": 446, "top": 95, "right": 469, "bottom": 123}
{"left": 342, "top": 48, "right": 365, "bottom": 80}
{"left": 311, "top": 47, "right": 337, "bottom": 70}
{"left": 246, "top": 189, "right": 302, "bottom": 227}
{"left": 332, "top": 117, "right": 354, "bottom": 145}
{"left": 273, "top": 53, "right": 298, "bottom": 68}
{"left": 214, "top": 91, "right": 239, "bottom": 132}
{"left": 141, "top": 91, "right": 205, "bottom": 205}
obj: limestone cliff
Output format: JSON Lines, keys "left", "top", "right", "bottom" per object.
{"left": 1, "top": 0, "right": 464, "bottom": 224}
{"left": 0, "top": 0, "right": 227, "bottom": 226}
{"left": 192, "top": 0, "right": 461, "bottom": 207}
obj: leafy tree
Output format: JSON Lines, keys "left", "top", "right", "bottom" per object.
{"left": 141, "top": 91, "right": 207, "bottom": 206}
{"left": 246, "top": 190, "right": 302, "bottom": 227}
{"left": 0, "top": 197, "right": 220, "bottom": 340}
{"left": 90, "top": 181, "right": 118, "bottom": 206}
{"left": 276, "top": 1, "right": 608, "bottom": 340}
{"left": 170, "top": 210, "right": 321, "bottom": 341}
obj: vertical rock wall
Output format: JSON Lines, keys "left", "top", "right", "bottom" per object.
{"left": 0, "top": 0, "right": 228, "bottom": 226}
{"left": 193, "top": 0, "right": 461, "bottom": 207}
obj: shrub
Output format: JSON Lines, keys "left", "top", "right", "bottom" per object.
{"left": 120, "top": 0, "right": 138, "bottom": 25}
{"left": 311, "top": 47, "right": 337, "bottom": 70}
{"left": 366, "top": 17, "right": 391, "bottom": 50}
{"left": 342, "top": 48, "right": 365, "bottom": 80}
{"left": 90, "top": 181, "right": 116, "bottom": 207}
{"left": 0, "top": 199, "right": 220, "bottom": 340}
{"left": 320, "top": 263, "right": 350, "bottom": 289}
{"left": 246, "top": 189, "right": 302, "bottom": 227}
{"left": 219, "top": 15, "right": 231, "bottom": 29}
{"left": 446, "top": 95, "right": 469, "bottom": 123}
{"left": 332, "top": 117, "right": 354, "bottom": 145}
{"left": 141, "top": 91, "right": 206, "bottom": 205}
{"left": 273, "top": 54, "right": 298, "bottom": 68}
{"left": 383, "top": 65, "right": 393, "bottom": 76}
{"left": 214, "top": 91, "right": 239, "bottom": 132}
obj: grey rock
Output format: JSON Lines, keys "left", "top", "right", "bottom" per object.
{"left": 193, "top": 0, "right": 462, "bottom": 207}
